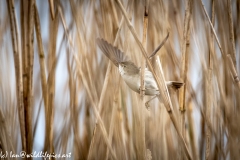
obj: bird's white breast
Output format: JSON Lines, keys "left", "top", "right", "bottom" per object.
{"left": 119, "top": 65, "right": 140, "bottom": 93}
{"left": 144, "top": 69, "right": 159, "bottom": 95}
{"left": 119, "top": 66, "right": 159, "bottom": 95}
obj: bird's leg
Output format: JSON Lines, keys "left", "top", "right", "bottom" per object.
{"left": 138, "top": 88, "right": 155, "bottom": 110}
{"left": 145, "top": 94, "right": 159, "bottom": 110}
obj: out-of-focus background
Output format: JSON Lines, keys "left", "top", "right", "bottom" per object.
{"left": 1, "top": 0, "right": 240, "bottom": 159}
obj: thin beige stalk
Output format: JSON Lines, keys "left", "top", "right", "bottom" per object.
{"left": 114, "top": 0, "right": 192, "bottom": 159}
{"left": 0, "top": 107, "right": 15, "bottom": 159}
{"left": 186, "top": 102, "right": 198, "bottom": 160}
{"left": 67, "top": 51, "right": 81, "bottom": 159}
{"left": 22, "top": 0, "right": 31, "bottom": 154}
{"left": 179, "top": 0, "right": 192, "bottom": 87}
{"left": 6, "top": 0, "right": 26, "bottom": 152}
{"left": 25, "top": 0, "right": 35, "bottom": 155}
{"left": 206, "top": 0, "right": 215, "bottom": 159}
{"left": 105, "top": 77, "right": 121, "bottom": 160}
{"left": 48, "top": 0, "right": 55, "bottom": 20}
{"left": 44, "top": 6, "right": 59, "bottom": 156}
{"left": 140, "top": 0, "right": 148, "bottom": 98}
{"left": 34, "top": 3, "right": 48, "bottom": 133}
{"left": 110, "top": 0, "right": 119, "bottom": 28}
{"left": 179, "top": 3, "right": 192, "bottom": 159}
{"left": 112, "top": 79, "right": 127, "bottom": 159}
{"left": 69, "top": 0, "right": 84, "bottom": 45}
{"left": 227, "top": 0, "right": 237, "bottom": 68}
{"left": 133, "top": 0, "right": 149, "bottom": 159}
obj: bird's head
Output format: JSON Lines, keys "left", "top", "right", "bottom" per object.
{"left": 119, "top": 61, "right": 139, "bottom": 75}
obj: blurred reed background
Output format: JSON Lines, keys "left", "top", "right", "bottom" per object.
{"left": 0, "top": 0, "right": 240, "bottom": 159}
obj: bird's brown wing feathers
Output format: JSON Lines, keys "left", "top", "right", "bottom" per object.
{"left": 96, "top": 38, "right": 130, "bottom": 67}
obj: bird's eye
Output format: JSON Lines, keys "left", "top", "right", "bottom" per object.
{"left": 123, "top": 65, "right": 126, "bottom": 68}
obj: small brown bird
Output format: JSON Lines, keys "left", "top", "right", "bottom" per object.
{"left": 96, "top": 38, "right": 184, "bottom": 96}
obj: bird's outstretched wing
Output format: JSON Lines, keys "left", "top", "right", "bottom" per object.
{"left": 96, "top": 38, "right": 130, "bottom": 67}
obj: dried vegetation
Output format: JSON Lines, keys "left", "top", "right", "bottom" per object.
{"left": 0, "top": 0, "right": 240, "bottom": 159}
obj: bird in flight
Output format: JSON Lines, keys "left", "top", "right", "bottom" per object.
{"left": 96, "top": 38, "right": 184, "bottom": 97}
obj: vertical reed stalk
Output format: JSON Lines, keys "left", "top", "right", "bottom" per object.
{"left": 34, "top": 3, "right": 48, "bottom": 137}
{"left": 48, "top": 0, "right": 55, "bottom": 20}
{"left": 135, "top": 0, "right": 149, "bottom": 159}
{"left": 179, "top": 1, "right": 192, "bottom": 159}
{"left": 205, "top": 0, "right": 215, "bottom": 159}
{"left": 6, "top": 0, "right": 26, "bottom": 152}
{"left": 25, "top": 0, "right": 35, "bottom": 155}
{"left": 44, "top": 4, "right": 59, "bottom": 157}
{"left": 227, "top": 0, "right": 237, "bottom": 68}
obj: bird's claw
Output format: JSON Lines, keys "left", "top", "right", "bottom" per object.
{"left": 145, "top": 102, "right": 150, "bottom": 110}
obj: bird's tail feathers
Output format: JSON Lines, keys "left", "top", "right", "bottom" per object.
{"left": 166, "top": 81, "right": 184, "bottom": 89}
